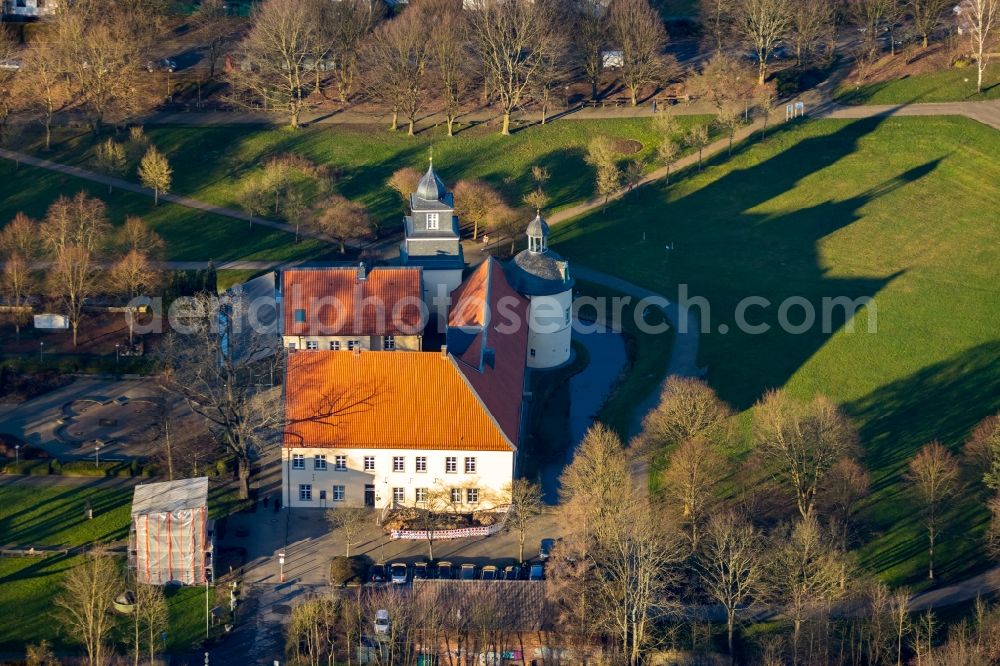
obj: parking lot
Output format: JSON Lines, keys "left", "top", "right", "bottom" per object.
{"left": 367, "top": 557, "right": 548, "bottom": 586}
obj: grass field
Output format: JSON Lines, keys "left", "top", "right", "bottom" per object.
{"left": 552, "top": 116, "right": 1000, "bottom": 586}
{"left": 836, "top": 64, "right": 1000, "bottom": 104}
{"left": 0, "top": 483, "right": 209, "bottom": 653}
{"left": 5, "top": 117, "right": 713, "bottom": 254}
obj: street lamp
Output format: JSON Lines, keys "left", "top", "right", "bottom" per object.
{"left": 115, "top": 343, "right": 120, "bottom": 365}
{"left": 14, "top": 444, "right": 20, "bottom": 465}
{"left": 278, "top": 551, "right": 286, "bottom": 583}
{"left": 94, "top": 442, "right": 101, "bottom": 468}
{"left": 39, "top": 340, "right": 44, "bottom": 363}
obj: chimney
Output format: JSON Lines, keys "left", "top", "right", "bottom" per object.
{"left": 357, "top": 262, "right": 367, "bottom": 281}
{"left": 440, "top": 345, "right": 448, "bottom": 358}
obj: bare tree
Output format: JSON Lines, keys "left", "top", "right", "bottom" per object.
{"left": 138, "top": 146, "right": 172, "bottom": 206}
{"left": 363, "top": 9, "right": 431, "bottom": 135}
{"left": 575, "top": 0, "right": 610, "bottom": 99}
{"left": 55, "top": 548, "right": 122, "bottom": 666}
{"left": 467, "top": 0, "right": 559, "bottom": 135}
{"left": 454, "top": 179, "right": 504, "bottom": 240}
{"left": 559, "top": 422, "right": 632, "bottom": 519}
{"left": 908, "top": 440, "right": 960, "bottom": 580}
{"left": 387, "top": 167, "right": 423, "bottom": 210}
{"left": 287, "top": 595, "right": 337, "bottom": 666}
{"left": 700, "top": 0, "right": 736, "bottom": 53}
{"left": 504, "top": 479, "right": 543, "bottom": 562}
{"left": 326, "top": 507, "right": 372, "bottom": 558}
{"left": 0, "top": 213, "right": 39, "bottom": 341}
{"left": 315, "top": 0, "right": 383, "bottom": 104}
{"left": 192, "top": 0, "right": 232, "bottom": 80}
{"left": 92, "top": 139, "right": 128, "bottom": 194}
{"left": 732, "top": 0, "right": 793, "bottom": 84}
{"left": 117, "top": 216, "right": 165, "bottom": 258}
{"left": 661, "top": 437, "right": 727, "bottom": 550}
{"left": 25, "top": 640, "right": 60, "bottom": 666}
{"left": 131, "top": 584, "right": 167, "bottom": 666}
{"left": 608, "top": 0, "right": 671, "bottom": 106}
{"left": 110, "top": 249, "right": 160, "bottom": 344}
{"left": 962, "top": 0, "right": 1000, "bottom": 93}
{"left": 964, "top": 412, "right": 1000, "bottom": 489}
{"left": 41, "top": 192, "right": 111, "bottom": 257}
{"left": 641, "top": 376, "right": 733, "bottom": 459}
{"left": 766, "top": 515, "right": 850, "bottom": 657}
{"left": 788, "top": 0, "right": 836, "bottom": 65}
{"left": 424, "top": 0, "right": 471, "bottom": 136}
{"left": 753, "top": 390, "right": 859, "bottom": 518}
{"left": 0, "top": 32, "right": 21, "bottom": 143}
{"left": 158, "top": 293, "right": 285, "bottom": 499}
{"left": 699, "top": 510, "right": 764, "bottom": 659}
{"left": 819, "top": 456, "right": 871, "bottom": 548}
{"left": 229, "top": 0, "right": 321, "bottom": 128}
{"left": 21, "top": 44, "right": 68, "bottom": 152}
{"left": 687, "top": 123, "right": 710, "bottom": 170}
{"left": 586, "top": 135, "right": 623, "bottom": 212}
{"left": 310, "top": 194, "right": 375, "bottom": 254}
{"left": 910, "top": 0, "right": 951, "bottom": 48}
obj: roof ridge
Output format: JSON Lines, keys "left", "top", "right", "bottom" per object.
{"left": 446, "top": 353, "right": 516, "bottom": 453}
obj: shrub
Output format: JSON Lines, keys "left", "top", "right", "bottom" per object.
{"left": 330, "top": 555, "right": 369, "bottom": 587}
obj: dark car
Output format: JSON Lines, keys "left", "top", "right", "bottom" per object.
{"left": 480, "top": 565, "right": 498, "bottom": 581}
{"left": 529, "top": 563, "right": 544, "bottom": 581}
{"left": 437, "top": 561, "right": 454, "bottom": 580}
{"left": 413, "top": 562, "right": 431, "bottom": 580}
{"left": 539, "top": 538, "right": 555, "bottom": 561}
{"left": 368, "top": 563, "right": 387, "bottom": 584}
{"left": 459, "top": 563, "right": 477, "bottom": 581}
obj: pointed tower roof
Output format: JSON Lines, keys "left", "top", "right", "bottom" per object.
{"left": 415, "top": 159, "right": 446, "bottom": 203}
{"left": 525, "top": 212, "right": 549, "bottom": 248}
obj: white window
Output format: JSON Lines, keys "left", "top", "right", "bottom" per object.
{"left": 465, "top": 457, "right": 477, "bottom": 474}
{"left": 332, "top": 485, "right": 345, "bottom": 502}
{"left": 393, "top": 487, "right": 405, "bottom": 503}
{"left": 445, "top": 457, "right": 457, "bottom": 474}
{"left": 292, "top": 454, "right": 305, "bottom": 470}
{"left": 330, "top": 341, "right": 341, "bottom": 350}
{"left": 415, "top": 488, "right": 428, "bottom": 503}
{"left": 306, "top": 340, "right": 318, "bottom": 350}
{"left": 393, "top": 456, "right": 405, "bottom": 473}
{"left": 287, "top": 342, "right": 297, "bottom": 350}
{"left": 347, "top": 340, "right": 360, "bottom": 351}
{"left": 314, "top": 454, "right": 327, "bottom": 470}
{"left": 467, "top": 488, "right": 479, "bottom": 504}
{"left": 450, "top": 488, "right": 462, "bottom": 503}
{"left": 426, "top": 212, "right": 439, "bottom": 230}
{"left": 415, "top": 456, "right": 427, "bottom": 473}
{"left": 383, "top": 336, "right": 395, "bottom": 350}
{"left": 364, "top": 456, "right": 375, "bottom": 471}
{"left": 299, "top": 484, "right": 312, "bottom": 501}
{"left": 334, "top": 455, "right": 347, "bottom": 471}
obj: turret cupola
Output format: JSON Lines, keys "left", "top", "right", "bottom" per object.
{"left": 415, "top": 159, "right": 446, "bottom": 203}
{"left": 526, "top": 211, "right": 549, "bottom": 253}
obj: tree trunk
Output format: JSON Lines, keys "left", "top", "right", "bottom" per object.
{"left": 922, "top": 34, "right": 929, "bottom": 49}
{"left": 407, "top": 118, "right": 415, "bottom": 136}
{"left": 154, "top": 189, "right": 159, "bottom": 206}
{"left": 390, "top": 109, "right": 398, "bottom": 132}
{"left": 237, "top": 457, "right": 251, "bottom": 500}
{"left": 447, "top": 115, "right": 455, "bottom": 137}
{"left": 501, "top": 111, "right": 511, "bottom": 136}
{"left": 164, "top": 418, "right": 175, "bottom": 481}
{"left": 339, "top": 240, "right": 346, "bottom": 254}
{"left": 72, "top": 320, "right": 79, "bottom": 347}
{"left": 727, "top": 612, "right": 735, "bottom": 660}
{"left": 128, "top": 309, "right": 135, "bottom": 344}
{"left": 44, "top": 116, "right": 52, "bottom": 151}
{"left": 518, "top": 533, "right": 525, "bottom": 563}
{"left": 758, "top": 60, "right": 766, "bottom": 85}
{"left": 630, "top": 87, "right": 638, "bottom": 106}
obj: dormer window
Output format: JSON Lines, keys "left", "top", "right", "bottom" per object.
{"left": 294, "top": 308, "right": 306, "bottom": 323}
{"left": 426, "top": 213, "right": 440, "bottom": 230}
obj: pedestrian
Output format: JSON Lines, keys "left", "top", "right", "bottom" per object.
{"left": 652, "top": 99, "right": 657, "bottom": 113}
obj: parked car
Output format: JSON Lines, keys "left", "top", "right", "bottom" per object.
{"left": 146, "top": 58, "right": 177, "bottom": 73}
{"left": 413, "top": 562, "right": 430, "bottom": 580}
{"left": 539, "top": 538, "right": 555, "bottom": 561}
{"left": 460, "top": 563, "right": 477, "bottom": 581}
{"left": 390, "top": 562, "right": 408, "bottom": 585}
{"left": 368, "top": 563, "right": 387, "bottom": 584}
{"left": 529, "top": 563, "right": 544, "bottom": 581}
{"left": 503, "top": 565, "right": 519, "bottom": 581}
{"left": 374, "top": 609, "right": 390, "bottom": 635}
{"left": 480, "top": 565, "right": 498, "bottom": 581}
{"left": 0, "top": 59, "right": 21, "bottom": 71}
{"left": 437, "top": 561, "right": 454, "bottom": 580}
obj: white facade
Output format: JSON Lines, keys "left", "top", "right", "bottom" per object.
{"left": 282, "top": 446, "right": 514, "bottom": 510}
{"left": 423, "top": 268, "right": 464, "bottom": 323}
{"left": 283, "top": 334, "right": 421, "bottom": 352}
{"left": 526, "top": 289, "right": 573, "bottom": 369}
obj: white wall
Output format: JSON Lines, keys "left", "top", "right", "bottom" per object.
{"left": 526, "top": 289, "right": 573, "bottom": 369}
{"left": 282, "top": 334, "right": 421, "bottom": 352}
{"left": 282, "top": 447, "right": 514, "bottom": 510}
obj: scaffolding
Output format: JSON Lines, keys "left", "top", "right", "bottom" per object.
{"left": 128, "top": 477, "right": 214, "bottom": 585}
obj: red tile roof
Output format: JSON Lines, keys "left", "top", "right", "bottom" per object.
{"left": 282, "top": 267, "right": 424, "bottom": 337}
{"left": 448, "top": 259, "right": 529, "bottom": 445}
{"left": 283, "top": 350, "right": 515, "bottom": 452}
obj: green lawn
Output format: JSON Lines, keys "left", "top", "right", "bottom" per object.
{"left": 0, "top": 484, "right": 211, "bottom": 653}
{"left": 0, "top": 160, "right": 325, "bottom": 263}
{"left": 553, "top": 116, "right": 1000, "bottom": 586}
{"left": 836, "top": 64, "right": 1000, "bottom": 104}
{"left": 12, "top": 117, "right": 711, "bottom": 240}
